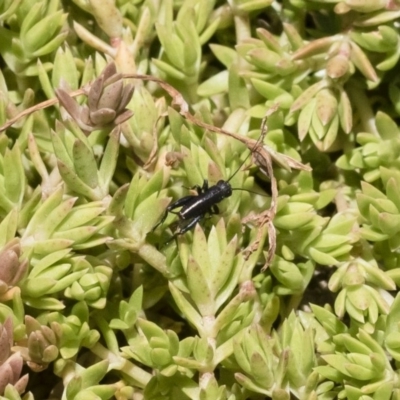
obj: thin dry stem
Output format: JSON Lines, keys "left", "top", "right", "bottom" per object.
{"left": 0, "top": 69, "right": 311, "bottom": 270}
{"left": 0, "top": 88, "right": 86, "bottom": 133}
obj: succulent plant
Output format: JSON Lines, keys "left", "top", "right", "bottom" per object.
{"left": 2, "top": 0, "right": 400, "bottom": 399}
{"left": 0, "top": 318, "right": 28, "bottom": 396}
{"left": 0, "top": 239, "right": 28, "bottom": 297}
{"left": 56, "top": 63, "right": 134, "bottom": 134}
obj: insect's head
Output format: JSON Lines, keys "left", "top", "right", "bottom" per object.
{"left": 216, "top": 180, "right": 232, "bottom": 198}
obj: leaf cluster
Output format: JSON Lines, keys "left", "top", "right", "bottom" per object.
{"left": 1, "top": 0, "right": 400, "bottom": 399}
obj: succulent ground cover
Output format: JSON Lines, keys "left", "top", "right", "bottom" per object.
{"left": 1, "top": 0, "right": 400, "bottom": 399}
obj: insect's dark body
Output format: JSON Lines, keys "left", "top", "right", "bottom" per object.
{"left": 154, "top": 179, "right": 232, "bottom": 238}
{"left": 179, "top": 180, "right": 232, "bottom": 219}
{"left": 154, "top": 120, "right": 269, "bottom": 242}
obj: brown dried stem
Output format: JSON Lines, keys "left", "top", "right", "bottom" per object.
{"left": 0, "top": 88, "right": 86, "bottom": 133}
{"left": 0, "top": 68, "right": 311, "bottom": 269}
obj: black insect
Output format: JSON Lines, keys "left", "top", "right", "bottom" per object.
{"left": 153, "top": 135, "right": 265, "bottom": 241}
{"left": 153, "top": 179, "right": 233, "bottom": 239}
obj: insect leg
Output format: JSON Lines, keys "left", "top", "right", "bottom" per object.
{"left": 190, "top": 184, "right": 201, "bottom": 194}
{"left": 152, "top": 195, "right": 195, "bottom": 231}
{"left": 175, "top": 215, "right": 203, "bottom": 236}
{"left": 152, "top": 211, "right": 169, "bottom": 231}
{"left": 189, "top": 179, "right": 208, "bottom": 195}
{"left": 168, "top": 195, "right": 196, "bottom": 209}
{"left": 160, "top": 214, "right": 203, "bottom": 247}
{"left": 211, "top": 204, "right": 219, "bottom": 214}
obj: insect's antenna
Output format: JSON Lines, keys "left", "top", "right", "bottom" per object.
{"left": 231, "top": 188, "right": 269, "bottom": 197}
{"left": 227, "top": 117, "right": 267, "bottom": 183}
